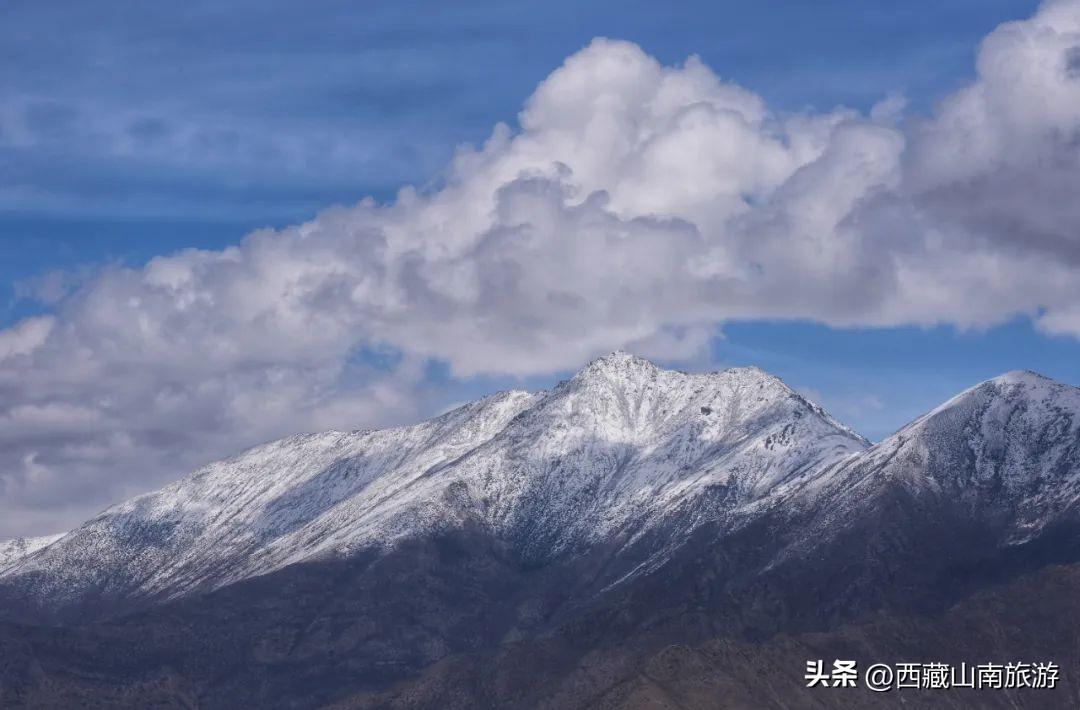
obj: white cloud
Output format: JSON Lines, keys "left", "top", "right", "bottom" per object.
{"left": 2, "top": 1, "right": 1080, "bottom": 536}
{"left": 0, "top": 316, "right": 53, "bottom": 362}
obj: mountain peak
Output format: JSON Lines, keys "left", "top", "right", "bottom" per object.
{"left": 565, "top": 355, "right": 820, "bottom": 424}
{"left": 907, "top": 369, "right": 1073, "bottom": 426}
{"left": 989, "top": 369, "right": 1058, "bottom": 387}
{"left": 870, "top": 368, "right": 1080, "bottom": 508}
{"left": 578, "top": 350, "right": 658, "bottom": 375}
{"left": 575, "top": 353, "right": 782, "bottom": 389}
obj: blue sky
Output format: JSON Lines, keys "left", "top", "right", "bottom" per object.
{"left": 5, "top": 0, "right": 1080, "bottom": 536}
{"left": 2, "top": 0, "right": 1037, "bottom": 309}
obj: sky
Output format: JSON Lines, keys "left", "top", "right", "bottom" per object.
{"left": 3, "top": 0, "right": 1080, "bottom": 537}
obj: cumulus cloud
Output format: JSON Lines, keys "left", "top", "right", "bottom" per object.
{"left": 2, "top": 0, "right": 1080, "bottom": 536}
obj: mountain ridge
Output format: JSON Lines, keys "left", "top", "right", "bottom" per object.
{"left": 3, "top": 355, "right": 1080, "bottom": 707}
{"left": 0, "top": 352, "right": 867, "bottom": 621}
{"left": 1, "top": 355, "right": 1077, "bottom": 625}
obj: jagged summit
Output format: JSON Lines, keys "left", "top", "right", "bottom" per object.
{"left": 581, "top": 349, "right": 657, "bottom": 371}
{"left": 569, "top": 351, "right": 797, "bottom": 404}
{"left": 576, "top": 351, "right": 779, "bottom": 385}
{"left": 567, "top": 350, "right": 659, "bottom": 389}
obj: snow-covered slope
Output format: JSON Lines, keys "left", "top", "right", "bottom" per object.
{"left": 764, "top": 368, "right": 1080, "bottom": 569}
{"left": 454, "top": 353, "right": 866, "bottom": 560}
{"left": 841, "top": 370, "right": 1080, "bottom": 538}
{"left": 0, "top": 352, "right": 866, "bottom": 611}
{"left": 0, "top": 388, "right": 538, "bottom": 607}
{"left": 4, "top": 355, "right": 1078, "bottom": 621}
{"left": 0, "top": 534, "right": 64, "bottom": 574}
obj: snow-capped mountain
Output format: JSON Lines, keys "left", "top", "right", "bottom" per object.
{"left": 0, "top": 352, "right": 866, "bottom": 617}
{"left": 4, "top": 355, "right": 1080, "bottom": 708}
{"left": 3, "top": 355, "right": 1079, "bottom": 627}
{"left": 0, "top": 388, "right": 538, "bottom": 612}
{"left": 807, "top": 370, "right": 1080, "bottom": 540}
{"left": 872, "top": 370, "right": 1080, "bottom": 524}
